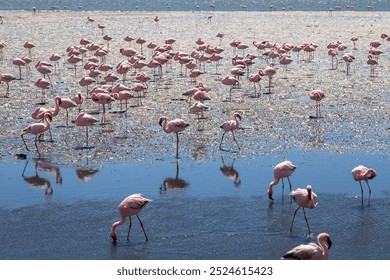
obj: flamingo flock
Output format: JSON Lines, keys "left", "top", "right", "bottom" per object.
{"left": 0, "top": 10, "right": 388, "bottom": 258}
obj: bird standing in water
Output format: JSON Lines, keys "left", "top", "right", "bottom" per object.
{"left": 290, "top": 185, "right": 318, "bottom": 235}
{"left": 110, "top": 194, "right": 152, "bottom": 243}
{"left": 159, "top": 116, "right": 190, "bottom": 159}
{"left": 281, "top": 232, "right": 332, "bottom": 260}
{"left": 219, "top": 112, "right": 242, "bottom": 151}
{"left": 267, "top": 160, "right": 297, "bottom": 200}
{"left": 352, "top": 165, "right": 377, "bottom": 206}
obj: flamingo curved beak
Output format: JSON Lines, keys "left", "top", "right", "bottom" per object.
{"left": 111, "top": 235, "right": 117, "bottom": 244}
{"left": 268, "top": 193, "right": 274, "bottom": 200}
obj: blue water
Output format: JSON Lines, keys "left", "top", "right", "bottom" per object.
{"left": 1, "top": 150, "right": 390, "bottom": 260}
{"left": 0, "top": 0, "right": 389, "bottom": 11}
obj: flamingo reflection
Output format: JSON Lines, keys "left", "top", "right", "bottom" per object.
{"left": 22, "top": 160, "right": 53, "bottom": 195}
{"left": 76, "top": 167, "right": 99, "bottom": 182}
{"left": 35, "top": 157, "right": 63, "bottom": 185}
{"left": 160, "top": 160, "right": 189, "bottom": 193}
{"left": 220, "top": 155, "right": 241, "bottom": 187}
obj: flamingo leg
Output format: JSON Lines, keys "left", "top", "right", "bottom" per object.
{"left": 34, "top": 135, "right": 41, "bottom": 156}
{"left": 85, "top": 126, "right": 89, "bottom": 147}
{"left": 290, "top": 206, "right": 300, "bottom": 232}
{"left": 175, "top": 132, "right": 179, "bottom": 159}
{"left": 136, "top": 214, "right": 149, "bottom": 241}
{"left": 359, "top": 181, "right": 364, "bottom": 205}
{"left": 366, "top": 181, "right": 372, "bottom": 206}
{"left": 126, "top": 216, "right": 132, "bottom": 241}
{"left": 219, "top": 131, "right": 227, "bottom": 150}
{"left": 302, "top": 208, "right": 311, "bottom": 235}
{"left": 21, "top": 133, "right": 30, "bottom": 151}
{"left": 231, "top": 131, "right": 240, "bottom": 150}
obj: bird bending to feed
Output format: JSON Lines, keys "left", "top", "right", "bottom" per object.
{"left": 110, "top": 193, "right": 152, "bottom": 243}
{"left": 290, "top": 185, "right": 318, "bottom": 235}
{"left": 219, "top": 112, "right": 242, "bottom": 151}
{"left": 268, "top": 160, "right": 297, "bottom": 200}
{"left": 21, "top": 113, "right": 52, "bottom": 156}
{"left": 281, "top": 232, "right": 332, "bottom": 260}
{"left": 352, "top": 165, "right": 377, "bottom": 206}
{"left": 159, "top": 116, "right": 189, "bottom": 159}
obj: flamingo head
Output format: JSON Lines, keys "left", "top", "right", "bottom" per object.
{"left": 367, "top": 168, "right": 377, "bottom": 180}
{"left": 159, "top": 116, "right": 167, "bottom": 126}
{"left": 111, "top": 233, "right": 117, "bottom": 244}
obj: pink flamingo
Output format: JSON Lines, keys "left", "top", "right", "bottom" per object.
{"left": 34, "top": 77, "right": 52, "bottom": 104}
{"left": 352, "top": 165, "right": 377, "bottom": 205}
{"left": 259, "top": 63, "right": 276, "bottom": 94}
{"left": 12, "top": 58, "right": 26, "bottom": 80}
{"left": 23, "top": 41, "right": 35, "bottom": 56}
{"left": 219, "top": 112, "right": 242, "bottom": 150}
{"left": 159, "top": 116, "right": 190, "bottom": 159}
{"left": 49, "top": 53, "right": 61, "bottom": 74}
{"left": 367, "top": 55, "right": 378, "bottom": 77}
{"left": 91, "top": 92, "right": 115, "bottom": 123}
{"left": 59, "top": 97, "right": 77, "bottom": 126}
{"left": 281, "top": 233, "right": 332, "bottom": 260}
{"left": 1, "top": 73, "right": 16, "bottom": 97}
{"left": 309, "top": 89, "right": 325, "bottom": 118}
{"left": 110, "top": 193, "right": 152, "bottom": 243}
{"left": 113, "top": 90, "right": 133, "bottom": 111}
{"left": 248, "top": 73, "right": 262, "bottom": 97}
{"left": 327, "top": 48, "right": 338, "bottom": 69}
{"left": 221, "top": 75, "right": 239, "bottom": 100}
{"left": 267, "top": 160, "right": 297, "bottom": 200}
{"left": 342, "top": 53, "right": 355, "bottom": 75}
{"left": 131, "top": 83, "right": 147, "bottom": 106}
{"left": 290, "top": 185, "right": 318, "bottom": 235}
{"left": 189, "top": 101, "right": 209, "bottom": 120}
{"left": 79, "top": 76, "right": 96, "bottom": 96}
{"left": 21, "top": 113, "right": 52, "bottom": 156}
{"left": 75, "top": 112, "right": 99, "bottom": 147}
{"left": 351, "top": 36, "right": 358, "bottom": 49}
{"left": 32, "top": 95, "right": 62, "bottom": 140}
{"left": 72, "top": 92, "right": 84, "bottom": 112}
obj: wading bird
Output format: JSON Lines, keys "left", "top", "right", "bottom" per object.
{"left": 267, "top": 160, "right": 297, "bottom": 200}
{"left": 110, "top": 193, "right": 152, "bottom": 243}
{"left": 352, "top": 165, "right": 377, "bottom": 206}
{"left": 159, "top": 116, "right": 190, "bottom": 159}
{"left": 290, "top": 185, "right": 318, "bottom": 235}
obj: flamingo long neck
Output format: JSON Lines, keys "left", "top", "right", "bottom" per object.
{"left": 110, "top": 216, "right": 126, "bottom": 238}
{"left": 162, "top": 119, "right": 170, "bottom": 133}
{"left": 43, "top": 115, "right": 51, "bottom": 129}
{"left": 52, "top": 99, "right": 61, "bottom": 116}
{"left": 319, "top": 239, "right": 330, "bottom": 259}
{"left": 268, "top": 178, "right": 280, "bottom": 194}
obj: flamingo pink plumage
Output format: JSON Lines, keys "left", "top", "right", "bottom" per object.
{"left": 290, "top": 185, "right": 318, "bottom": 235}
{"left": 268, "top": 160, "right": 297, "bottom": 200}
{"left": 352, "top": 165, "right": 377, "bottom": 205}
{"left": 58, "top": 97, "right": 77, "bottom": 126}
{"left": 281, "top": 232, "right": 332, "bottom": 260}
{"left": 309, "top": 89, "right": 325, "bottom": 118}
{"left": 1, "top": 73, "right": 16, "bottom": 97}
{"left": 21, "top": 113, "right": 52, "bottom": 155}
{"left": 219, "top": 112, "right": 242, "bottom": 150}
{"left": 159, "top": 116, "right": 190, "bottom": 159}
{"left": 75, "top": 112, "right": 99, "bottom": 147}
{"left": 110, "top": 193, "right": 152, "bottom": 243}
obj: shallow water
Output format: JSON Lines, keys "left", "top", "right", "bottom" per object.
{"left": 1, "top": 150, "right": 389, "bottom": 260}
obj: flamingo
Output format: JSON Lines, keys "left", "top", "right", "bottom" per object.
{"left": 259, "top": 63, "right": 276, "bottom": 94}
{"left": 267, "top": 160, "right": 297, "bottom": 200}
{"left": 91, "top": 92, "right": 115, "bottom": 123}
{"left": 159, "top": 116, "right": 190, "bottom": 159}
{"left": 309, "top": 89, "right": 325, "bottom": 118}
{"left": 72, "top": 92, "right": 84, "bottom": 112}
{"left": 75, "top": 112, "right": 99, "bottom": 147}
{"left": 32, "top": 95, "right": 62, "bottom": 140}
{"left": 221, "top": 75, "right": 239, "bottom": 101}
{"left": 281, "top": 233, "right": 332, "bottom": 260}
{"left": 21, "top": 113, "right": 52, "bottom": 156}
{"left": 12, "top": 58, "right": 26, "bottom": 80}
{"left": 58, "top": 97, "right": 77, "bottom": 126}
{"left": 0, "top": 73, "right": 16, "bottom": 97}
{"left": 367, "top": 55, "right": 378, "bottom": 77}
{"left": 34, "top": 77, "right": 52, "bottom": 104}
{"left": 219, "top": 112, "right": 242, "bottom": 150}
{"left": 110, "top": 193, "right": 152, "bottom": 243}
{"left": 352, "top": 165, "right": 377, "bottom": 206}
{"left": 342, "top": 53, "right": 355, "bottom": 75}
{"left": 290, "top": 185, "right": 318, "bottom": 235}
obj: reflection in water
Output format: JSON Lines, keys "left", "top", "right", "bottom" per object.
{"left": 22, "top": 160, "right": 53, "bottom": 195}
{"left": 35, "top": 157, "right": 63, "bottom": 185}
{"left": 307, "top": 118, "right": 324, "bottom": 147}
{"left": 220, "top": 155, "right": 241, "bottom": 187}
{"left": 160, "top": 160, "right": 190, "bottom": 193}
{"left": 76, "top": 168, "right": 99, "bottom": 182}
